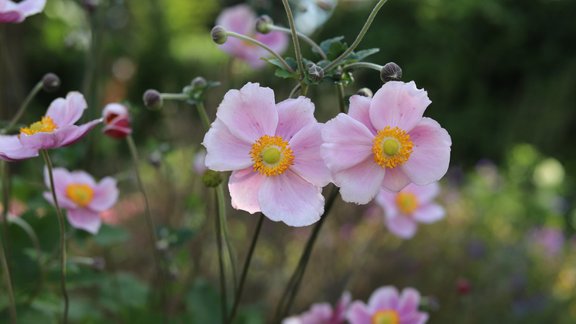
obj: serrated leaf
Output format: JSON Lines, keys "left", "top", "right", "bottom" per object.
{"left": 351, "top": 48, "right": 380, "bottom": 61}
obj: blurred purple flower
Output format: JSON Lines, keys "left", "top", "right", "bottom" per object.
{"left": 529, "top": 227, "right": 564, "bottom": 256}
{"left": 0, "top": 0, "right": 45, "bottom": 23}
{"left": 283, "top": 292, "right": 351, "bottom": 324}
{"left": 193, "top": 149, "right": 207, "bottom": 175}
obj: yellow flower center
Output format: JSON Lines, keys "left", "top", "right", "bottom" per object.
{"left": 65, "top": 183, "right": 94, "bottom": 207}
{"left": 20, "top": 116, "right": 58, "bottom": 136}
{"left": 372, "top": 310, "right": 400, "bottom": 324}
{"left": 250, "top": 135, "right": 294, "bottom": 176}
{"left": 396, "top": 192, "right": 419, "bottom": 214}
{"left": 372, "top": 126, "right": 413, "bottom": 169}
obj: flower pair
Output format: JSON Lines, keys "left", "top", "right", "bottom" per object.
{"left": 203, "top": 81, "right": 451, "bottom": 227}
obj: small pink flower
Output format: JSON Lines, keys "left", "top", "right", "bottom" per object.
{"left": 192, "top": 149, "right": 207, "bottom": 175}
{"left": 283, "top": 292, "right": 351, "bottom": 324}
{"left": 102, "top": 103, "right": 131, "bottom": 139}
{"left": 0, "top": 0, "right": 46, "bottom": 23}
{"left": 43, "top": 168, "right": 119, "bottom": 234}
{"left": 202, "top": 83, "right": 331, "bottom": 226}
{"left": 0, "top": 92, "right": 101, "bottom": 161}
{"left": 347, "top": 286, "right": 428, "bottom": 324}
{"left": 216, "top": 4, "right": 288, "bottom": 68}
{"left": 321, "top": 81, "right": 451, "bottom": 204}
{"left": 375, "top": 182, "right": 444, "bottom": 239}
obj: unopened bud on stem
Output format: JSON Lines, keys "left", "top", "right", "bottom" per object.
{"left": 42, "top": 73, "right": 60, "bottom": 92}
{"left": 380, "top": 62, "right": 402, "bottom": 82}
{"left": 356, "top": 88, "right": 373, "bottom": 98}
{"left": 256, "top": 15, "right": 273, "bottom": 34}
{"left": 143, "top": 89, "right": 163, "bottom": 109}
{"left": 307, "top": 63, "right": 324, "bottom": 82}
{"left": 211, "top": 26, "right": 228, "bottom": 45}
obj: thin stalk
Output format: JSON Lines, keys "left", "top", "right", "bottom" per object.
{"left": 344, "top": 62, "right": 383, "bottom": 72}
{"left": 125, "top": 136, "right": 163, "bottom": 285}
{"left": 228, "top": 213, "right": 265, "bottom": 323}
{"left": 275, "top": 187, "right": 340, "bottom": 321}
{"left": 289, "top": 83, "right": 302, "bottom": 99}
{"left": 0, "top": 229, "right": 16, "bottom": 324}
{"left": 269, "top": 25, "right": 327, "bottom": 60}
{"left": 324, "top": 0, "right": 390, "bottom": 72}
{"left": 214, "top": 190, "right": 228, "bottom": 324}
{"left": 161, "top": 93, "right": 189, "bottom": 101}
{"left": 0, "top": 162, "right": 16, "bottom": 324}
{"left": 336, "top": 82, "right": 346, "bottom": 113}
{"left": 216, "top": 184, "right": 238, "bottom": 292}
{"left": 41, "top": 150, "right": 69, "bottom": 324}
{"left": 281, "top": 0, "right": 306, "bottom": 81}
{"left": 195, "top": 102, "right": 212, "bottom": 130}
{"left": 226, "top": 31, "right": 294, "bottom": 73}
{"left": 2, "top": 81, "right": 43, "bottom": 134}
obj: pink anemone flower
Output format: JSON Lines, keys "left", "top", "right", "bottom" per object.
{"left": 0, "top": 92, "right": 101, "bottom": 161}
{"left": 347, "top": 286, "right": 428, "bottom": 324}
{"left": 0, "top": 0, "right": 46, "bottom": 23}
{"left": 102, "top": 103, "right": 131, "bottom": 139}
{"left": 283, "top": 292, "right": 351, "bottom": 324}
{"left": 202, "top": 83, "right": 331, "bottom": 226}
{"left": 375, "top": 182, "right": 444, "bottom": 239}
{"left": 43, "top": 168, "right": 119, "bottom": 234}
{"left": 321, "top": 81, "right": 451, "bottom": 204}
{"left": 216, "top": 4, "right": 288, "bottom": 68}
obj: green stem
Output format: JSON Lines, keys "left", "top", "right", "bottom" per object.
{"left": 275, "top": 187, "right": 340, "bottom": 321}
{"left": 336, "top": 82, "right": 346, "bottom": 113}
{"left": 2, "top": 82, "right": 43, "bottom": 134}
{"left": 195, "top": 102, "right": 212, "bottom": 130}
{"left": 216, "top": 184, "right": 238, "bottom": 292}
{"left": 225, "top": 31, "right": 294, "bottom": 73}
{"left": 214, "top": 190, "right": 228, "bottom": 323}
{"left": 289, "top": 83, "right": 302, "bottom": 98}
{"left": 161, "top": 93, "right": 189, "bottom": 101}
{"left": 281, "top": 0, "right": 306, "bottom": 84}
{"left": 41, "top": 150, "right": 69, "bottom": 324}
{"left": 344, "top": 62, "right": 383, "bottom": 72}
{"left": 228, "top": 213, "right": 265, "bottom": 323}
{"left": 269, "top": 25, "right": 327, "bottom": 60}
{"left": 324, "top": 0, "right": 390, "bottom": 72}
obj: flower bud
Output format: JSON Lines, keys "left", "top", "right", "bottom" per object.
{"left": 356, "top": 88, "right": 373, "bottom": 98}
{"left": 202, "top": 170, "right": 223, "bottom": 188}
{"left": 191, "top": 76, "right": 207, "bottom": 89}
{"left": 42, "top": 73, "right": 61, "bottom": 92}
{"left": 256, "top": 15, "right": 273, "bottom": 34}
{"left": 143, "top": 89, "right": 163, "bottom": 109}
{"left": 102, "top": 103, "right": 131, "bottom": 139}
{"left": 380, "top": 62, "right": 402, "bottom": 82}
{"left": 307, "top": 63, "right": 324, "bottom": 82}
{"left": 211, "top": 26, "right": 228, "bottom": 45}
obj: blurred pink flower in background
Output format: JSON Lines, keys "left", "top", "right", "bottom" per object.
{"left": 321, "top": 81, "right": 451, "bottom": 204}
{"left": 203, "top": 83, "right": 331, "bottom": 226}
{"left": 347, "top": 286, "right": 428, "bottom": 324}
{"left": 192, "top": 149, "right": 207, "bottom": 175}
{"left": 375, "top": 182, "right": 444, "bottom": 239}
{"left": 283, "top": 292, "right": 351, "bottom": 324}
{"left": 529, "top": 227, "right": 565, "bottom": 257}
{"left": 0, "top": 0, "right": 45, "bottom": 23}
{"left": 0, "top": 200, "right": 27, "bottom": 219}
{"left": 100, "top": 194, "right": 144, "bottom": 225}
{"left": 102, "top": 103, "right": 131, "bottom": 139}
{"left": 43, "top": 168, "right": 119, "bottom": 234}
{"left": 0, "top": 92, "right": 101, "bottom": 161}
{"left": 215, "top": 4, "right": 288, "bottom": 68}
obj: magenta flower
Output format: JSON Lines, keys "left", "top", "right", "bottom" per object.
{"left": 283, "top": 292, "right": 351, "bottom": 324}
{"left": 321, "top": 81, "right": 451, "bottom": 204}
{"left": 216, "top": 4, "right": 288, "bottom": 68}
{"left": 0, "top": 92, "right": 101, "bottom": 161}
{"left": 347, "top": 286, "right": 428, "bottom": 324}
{"left": 375, "top": 182, "right": 444, "bottom": 239}
{"left": 102, "top": 103, "right": 131, "bottom": 139}
{"left": 43, "top": 168, "right": 119, "bottom": 234}
{"left": 202, "top": 83, "right": 331, "bottom": 226}
{"left": 0, "top": 0, "right": 45, "bottom": 23}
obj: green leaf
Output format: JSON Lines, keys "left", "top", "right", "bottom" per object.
{"left": 274, "top": 68, "right": 298, "bottom": 79}
{"left": 185, "top": 279, "right": 221, "bottom": 323}
{"left": 92, "top": 225, "right": 130, "bottom": 247}
{"left": 319, "top": 36, "right": 348, "bottom": 61}
{"left": 350, "top": 48, "right": 380, "bottom": 61}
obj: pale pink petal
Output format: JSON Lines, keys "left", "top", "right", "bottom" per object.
{"left": 289, "top": 123, "right": 331, "bottom": 187}
{"left": 216, "top": 4, "right": 254, "bottom": 35}
{"left": 203, "top": 119, "right": 253, "bottom": 171}
{"left": 56, "top": 119, "right": 102, "bottom": 147}
{"left": 321, "top": 113, "right": 374, "bottom": 173}
{"left": 89, "top": 177, "right": 119, "bottom": 211}
{"left": 259, "top": 171, "right": 324, "bottom": 226}
{"left": 348, "top": 95, "right": 376, "bottom": 134}
{"left": 334, "top": 291, "right": 353, "bottom": 322}
{"left": 228, "top": 168, "right": 265, "bottom": 214}
{"left": 0, "top": 135, "right": 38, "bottom": 161}
{"left": 18, "top": 132, "right": 59, "bottom": 150}
{"left": 398, "top": 288, "right": 421, "bottom": 314}
{"left": 403, "top": 312, "right": 429, "bottom": 324}
{"left": 43, "top": 191, "right": 76, "bottom": 210}
{"left": 67, "top": 208, "right": 101, "bottom": 234}
{"left": 346, "top": 302, "right": 372, "bottom": 324}
{"left": 369, "top": 81, "right": 431, "bottom": 132}
{"left": 368, "top": 286, "right": 400, "bottom": 313}
{"left": 382, "top": 167, "right": 411, "bottom": 192}
{"left": 412, "top": 203, "right": 444, "bottom": 223}
{"left": 385, "top": 215, "right": 417, "bottom": 239}
{"left": 275, "top": 96, "right": 316, "bottom": 140}
{"left": 216, "top": 83, "right": 278, "bottom": 143}
{"left": 255, "top": 30, "right": 289, "bottom": 56}
{"left": 401, "top": 118, "right": 451, "bottom": 185}
{"left": 333, "top": 158, "right": 385, "bottom": 205}
{"left": 0, "top": 11, "right": 22, "bottom": 23}
{"left": 44, "top": 167, "right": 75, "bottom": 199}
{"left": 16, "top": 0, "right": 45, "bottom": 16}
{"left": 375, "top": 189, "right": 398, "bottom": 217}
{"left": 19, "top": 119, "right": 100, "bottom": 150}
{"left": 68, "top": 170, "right": 97, "bottom": 187}
{"left": 405, "top": 182, "right": 440, "bottom": 204}
{"left": 46, "top": 92, "right": 87, "bottom": 127}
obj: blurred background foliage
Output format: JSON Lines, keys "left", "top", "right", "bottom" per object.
{"left": 1, "top": 0, "right": 576, "bottom": 323}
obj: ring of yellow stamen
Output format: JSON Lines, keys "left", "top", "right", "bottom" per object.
{"left": 65, "top": 183, "right": 94, "bottom": 207}
{"left": 372, "top": 310, "right": 400, "bottom": 324}
{"left": 20, "top": 116, "right": 58, "bottom": 136}
{"left": 372, "top": 126, "right": 413, "bottom": 169}
{"left": 395, "top": 192, "right": 419, "bottom": 215}
{"left": 250, "top": 135, "right": 294, "bottom": 176}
